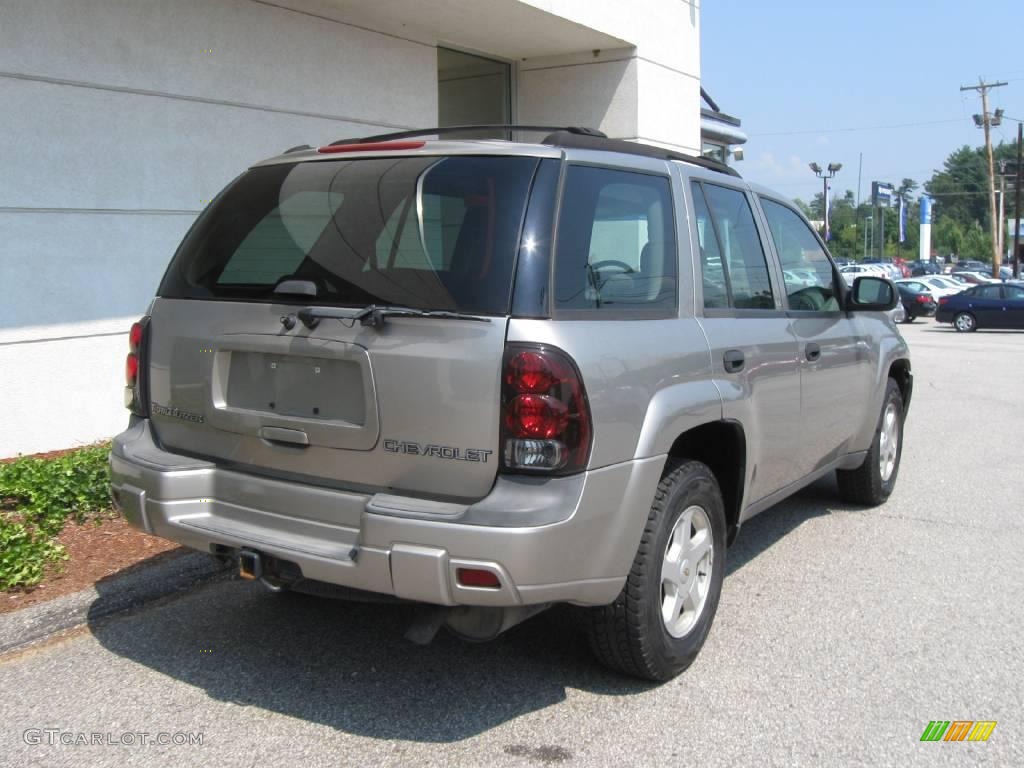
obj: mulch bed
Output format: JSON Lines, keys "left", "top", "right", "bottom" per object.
{"left": 1, "top": 516, "right": 183, "bottom": 615}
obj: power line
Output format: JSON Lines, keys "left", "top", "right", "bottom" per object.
{"left": 750, "top": 117, "right": 964, "bottom": 138}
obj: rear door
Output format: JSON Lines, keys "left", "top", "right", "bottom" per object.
{"left": 967, "top": 284, "right": 1005, "bottom": 327}
{"left": 689, "top": 179, "right": 803, "bottom": 504}
{"left": 757, "top": 197, "right": 874, "bottom": 473}
{"left": 149, "top": 153, "right": 544, "bottom": 500}
{"left": 1003, "top": 284, "right": 1024, "bottom": 328}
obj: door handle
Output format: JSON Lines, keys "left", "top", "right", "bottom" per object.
{"left": 723, "top": 349, "right": 745, "bottom": 373}
{"left": 259, "top": 426, "right": 310, "bottom": 446}
{"left": 805, "top": 343, "right": 821, "bottom": 362}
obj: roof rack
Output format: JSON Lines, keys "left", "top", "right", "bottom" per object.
{"left": 542, "top": 131, "right": 739, "bottom": 177}
{"left": 324, "top": 124, "right": 739, "bottom": 178}
{"left": 328, "top": 125, "right": 606, "bottom": 146}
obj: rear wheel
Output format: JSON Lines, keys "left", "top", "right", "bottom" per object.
{"left": 836, "top": 378, "right": 904, "bottom": 506}
{"left": 585, "top": 459, "right": 726, "bottom": 681}
{"left": 954, "top": 312, "right": 977, "bottom": 332}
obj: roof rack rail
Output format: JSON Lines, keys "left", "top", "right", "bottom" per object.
{"left": 323, "top": 124, "right": 738, "bottom": 178}
{"left": 328, "top": 124, "right": 606, "bottom": 146}
{"left": 541, "top": 131, "right": 740, "bottom": 177}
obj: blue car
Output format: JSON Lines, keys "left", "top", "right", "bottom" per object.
{"left": 935, "top": 283, "right": 1024, "bottom": 331}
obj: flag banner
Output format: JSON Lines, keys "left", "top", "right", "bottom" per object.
{"left": 899, "top": 196, "right": 906, "bottom": 243}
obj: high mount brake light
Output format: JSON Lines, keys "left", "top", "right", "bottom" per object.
{"left": 500, "top": 345, "right": 591, "bottom": 474}
{"left": 124, "top": 318, "right": 150, "bottom": 417}
{"left": 316, "top": 140, "right": 426, "bottom": 154}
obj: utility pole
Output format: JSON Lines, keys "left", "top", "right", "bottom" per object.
{"left": 960, "top": 78, "right": 1007, "bottom": 277}
{"left": 1014, "top": 121, "right": 1022, "bottom": 279}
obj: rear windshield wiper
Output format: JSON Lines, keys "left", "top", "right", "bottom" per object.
{"left": 296, "top": 304, "right": 492, "bottom": 329}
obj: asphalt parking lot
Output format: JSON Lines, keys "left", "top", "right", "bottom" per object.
{"left": 2, "top": 320, "right": 1022, "bottom": 768}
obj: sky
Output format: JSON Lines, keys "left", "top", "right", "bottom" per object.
{"left": 701, "top": 0, "right": 1024, "bottom": 206}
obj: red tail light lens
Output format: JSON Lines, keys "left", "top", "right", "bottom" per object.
{"left": 128, "top": 321, "right": 144, "bottom": 352}
{"left": 916, "top": 295, "right": 930, "bottom": 304}
{"left": 125, "top": 353, "right": 139, "bottom": 385}
{"left": 316, "top": 140, "right": 426, "bottom": 154}
{"left": 500, "top": 344, "right": 591, "bottom": 474}
{"left": 456, "top": 568, "right": 501, "bottom": 589}
{"left": 939, "top": 296, "right": 950, "bottom": 305}
{"left": 124, "top": 317, "right": 150, "bottom": 417}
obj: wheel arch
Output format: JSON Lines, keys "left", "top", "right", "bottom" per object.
{"left": 666, "top": 420, "right": 746, "bottom": 545}
{"left": 888, "top": 358, "right": 913, "bottom": 415}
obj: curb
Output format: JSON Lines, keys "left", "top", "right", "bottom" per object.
{"left": 0, "top": 552, "right": 230, "bottom": 656}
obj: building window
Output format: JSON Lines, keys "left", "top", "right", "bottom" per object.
{"left": 437, "top": 47, "right": 511, "bottom": 137}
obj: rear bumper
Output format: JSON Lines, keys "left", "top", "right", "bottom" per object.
{"left": 110, "top": 420, "right": 665, "bottom": 607}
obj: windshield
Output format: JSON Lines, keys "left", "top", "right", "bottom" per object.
{"left": 159, "top": 156, "right": 540, "bottom": 314}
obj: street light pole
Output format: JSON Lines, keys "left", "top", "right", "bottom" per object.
{"left": 810, "top": 162, "right": 842, "bottom": 242}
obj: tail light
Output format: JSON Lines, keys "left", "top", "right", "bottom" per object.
{"left": 124, "top": 317, "right": 150, "bottom": 417}
{"left": 500, "top": 344, "right": 592, "bottom": 474}
{"left": 916, "top": 295, "right": 931, "bottom": 304}
{"left": 939, "top": 296, "right": 950, "bottom": 305}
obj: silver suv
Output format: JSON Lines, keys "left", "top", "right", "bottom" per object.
{"left": 111, "top": 127, "right": 911, "bottom": 681}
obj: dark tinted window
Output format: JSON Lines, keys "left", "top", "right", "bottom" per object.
{"left": 693, "top": 182, "right": 774, "bottom": 309}
{"left": 159, "top": 156, "right": 539, "bottom": 314}
{"left": 760, "top": 198, "right": 840, "bottom": 312}
{"left": 554, "top": 166, "right": 676, "bottom": 312}
{"left": 973, "top": 285, "right": 1003, "bottom": 299}
{"left": 1004, "top": 284, "right": 1024, "bottom": 299}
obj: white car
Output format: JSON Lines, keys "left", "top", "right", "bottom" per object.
{"left": 895, "top": 278, "right": 961, "bottom": 302}
{"left": 839, "top": 263, "right": 887, "bottom": 287}
{"left": 920, "top": 275, "right": 968, "bottom": 295}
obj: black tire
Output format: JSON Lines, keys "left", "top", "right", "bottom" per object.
{"left": 953, "top": 312, "right": 977, "bottom": 332}
{"left": 836, "top": 378, "right": 904, "bottom": 506}
{"left": 584, "top": 459, "right": 727, "bottom": 681}
{"left": 903, "top": 313, "right": 915, "bottom": 323}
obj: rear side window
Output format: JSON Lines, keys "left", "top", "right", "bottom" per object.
{"left": 974, "top": 285, "right": 1002, "bottom": 299}
{"left": 760, "top": 198, "right": 840, "bottom": 312}
{"left": 159, "top": 156, "right": 539, "bottom": 314}
{"left": 553, "top": 166, "right": 676, "bottom": 313}
{"left": 692, "top": 182, "right": 774, "bottom": 309}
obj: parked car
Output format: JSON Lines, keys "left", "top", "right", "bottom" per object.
{"left": 952, "top": 271, "right": 999, "bottom": 286}
{"left": 936, "top": 283, "right": 1024, "bottom": 331}
{"left": 839, "top": 263, "right": 887, "bottom": 287}
{"left": 955, "top": 259, "right": 989, "bottom": 273}
{"left": 920, "top": 275, "right": 968, "bottom": 295}
{"left": 894, "top": 278, "right": 961, "bottom": 302}
{"left": 109, "top": 126, "right": 911, "bottom": 681}
{"left": 895, "top": 282, "right": 937, "bottom": 322}
{"left": 910, "top": 260, "right": 942, "bottom": 276}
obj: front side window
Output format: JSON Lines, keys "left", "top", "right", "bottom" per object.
{"left": 693, "top": 182, "right": 775, "bottom": 309}
{"left": 160, "top": 155, "right": 539, "bottom": 314}
{"left": 554, "top": 166, "right": 676, "bottom": 312}
{"left": 760, "top": 198, "right": 840, "bottom": 312}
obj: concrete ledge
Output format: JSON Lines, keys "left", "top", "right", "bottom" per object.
{"left": 0, "top": 552, "right": 230, "bottom": 655}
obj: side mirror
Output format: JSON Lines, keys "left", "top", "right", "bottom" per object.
{"left": 847, "top": 276, "right": 897, "bottom": 311}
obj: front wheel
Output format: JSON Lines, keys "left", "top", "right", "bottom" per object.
{"left": 954, "top": 312, "right": 977, "bottom": 332}
{"left": 585, "top": 459, "right": 726, "bottom": 681}
{"left": 836, "top": 378, "right": 904, "bottom": 506}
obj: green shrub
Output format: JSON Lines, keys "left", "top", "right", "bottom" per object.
{"left": 0, "top": 442, "right": 111, "bottom": 589}
{"left": 0, "top": 521, "right": 67, "bottom": 591}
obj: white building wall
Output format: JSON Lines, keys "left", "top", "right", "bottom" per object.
{"left": 0, "top": 0, "right": 437, "bottom": 457}
{"left": 518, "top": 0, "right": 701, "bottom": 152}
{"left": 0, "top": 0, "right": 702, "bottom": 457}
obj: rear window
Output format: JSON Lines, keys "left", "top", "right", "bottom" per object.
{"left": 159, "top": 156, "right": 540, "bottom": 314}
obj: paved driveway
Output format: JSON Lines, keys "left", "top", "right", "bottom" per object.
{"left": 2, "top": 321, "right": 1022, "bottom": 767}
